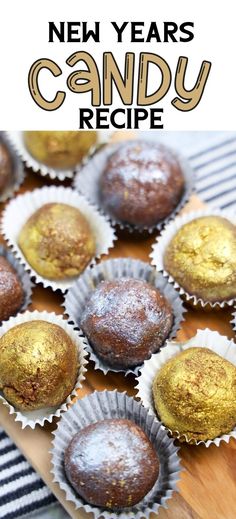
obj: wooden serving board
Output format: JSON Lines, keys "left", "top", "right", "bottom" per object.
{"left": 0, "top": 132, "right": 235, "bottom": 519}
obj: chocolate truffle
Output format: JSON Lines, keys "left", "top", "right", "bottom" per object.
{"left": 64, "top": 418, "right": 159, "bottom": 509}
{"left": 0, "top": 320, "right": 78, "bottom": 411}
{"left": 164, "top": 215, "right": 236, "bottom": 302}
{"left": 0, "top": 255, "right": 24, "bottom": 321}
{"left": 80, "top": 278, "right": 173, "bottom": 368}
{"left": 23, "top": 131, "right": 97, "bottom": 170}
{"left": 99, "top": 140, "right": 185, "bottom": 227}
{"left": 152, "top": 347, "right": 236, "bottom": 441}
{"left": 0, "top": 140, "right": 12, "bottom": 194}
{"left": 18, "top": 203, "right": 96, "bottom": 280}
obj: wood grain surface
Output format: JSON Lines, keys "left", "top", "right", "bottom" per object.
{"left": 0, "top": 132, "right": 235, "bottom": 519}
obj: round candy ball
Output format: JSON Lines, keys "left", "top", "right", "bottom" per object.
{"left": 0, "top": 141, "right": 12, "bottom": 194}
{"left": 24, "top": 131, "right": 97, "bottom": 170}
{"left": 152, "top": 347, "right": 236, "bottom": 441}
{"left": 0, "top": 255, "right": 24, "bottom": 322}
{"left": 100, "top": 140, "right": 185, "bottom": 227}
{"left": 81, "top": 278, "right": 173, "bottom": 369}
{"left": 18, "top": 203, "right": 96, "bottom": 280}
{"left": 0, "top": 320, "right": 78, "bottom": 411}
{"left": 164, "top": 215, "right": 236, "bottom": 302}
{"left": 64, "top": 418, "right": 159, "bottom": 509}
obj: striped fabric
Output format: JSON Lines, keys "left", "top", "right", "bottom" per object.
{"left": 0, "top": 132, "right": 235, "bottom": 519}
{"left": 0, "top": 429, "right": 56, "bottom": 519}
{"left": 189, "top": 134, "right": 236, "bottom": 210}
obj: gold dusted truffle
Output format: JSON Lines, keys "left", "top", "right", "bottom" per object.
{"left": 152, "top": 347, "right": 236, "bottom": 441}
{"left": 0, "top": 320, "right": 78, "bottom": 411}
{"left": 164, "top": 216, "right": 236, "bottom": 302}
{"left": 0, "top": 140, "right": 12, "bottom": 194}
{"left": 18, "top": 203, "right": 96, "bottom": 280}
{"left": 23, "top": 131, "right": 97, "bottom": 170}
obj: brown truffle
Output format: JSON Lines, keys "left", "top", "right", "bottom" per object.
{"left": 152, "top": 347, "right": 236, "bottom": 441}
{"left": 99, "top": 140, "right": 185, "bottom": 227}
{"left": 23, "top": 131, "right": 97, "bottom": 170}
{"left": 163, "top": 216, "right": 236, "bottom": 302}
{"left": 18, "top": 203, "right": 96, "bottom": 280}
{"left": 0, "top": 256, "right": 24, "bottom": 321}
{"left": 0, "top": 320, "right": 78, "bottom": 411}
{"left": 80, "top": 278, "right": 173, "bottom": 368}
{"left": 64, "top": 418, "right": 159, "bottom": 509}
{"left": 0, "top": 141, "right": 12, "bottom": 194}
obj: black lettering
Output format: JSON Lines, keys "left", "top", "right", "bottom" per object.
{"left": 67, "top": 22, "right": 81, "bottom": 42}
{"left": 131, "top": 22, "right": 144, "bottom": 42}
{"left": 111, "top": 22, "right": 128, "bottom": 42}
{"left": 134, "top": 108, "right": 148, "bottom": 128}
{"left": 83, "top": 22, "right": 100, "bottom": 42}
{"left": 79, "top": 108, "right": 93, "bottom": 129}
{"left": 146, "top": 22, "right": 161, "bottom": 42}
{"left": 150, "top": 108, "right": 164, "bottom": 129}
{"left": 180, "top": 22, "right": 194, "bottom": 42}
{"left": 110, "top": 108, "right": 126, "bottom": 128}
{"left": 164, "top": 22, "right": 178, "bottom": 42}
{"left": 96, "top": 108, "right": 110, "bottom": 128}
{"left": 49, "top": 22, "right": 65, "bottom": 42}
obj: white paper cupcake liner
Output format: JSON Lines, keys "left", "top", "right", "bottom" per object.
{"left": 0, "top": 132, "right": 25, "bottom": 203}
{"left": 63, "top": 257, "right": 186, "bottom": 377}
{"left": 6, "top": 131, "right": 114, "bottom": 182}
{"left": 1, "top": 185, "right": 117, "bottom": 292}
{"left": 0, "top": 310, "right": 88, "bottom": 429}
{"left": 136, "top": 328, "right": 236, "bottom": 447}
{"left": 73, "top": 140, "right": 195, "bottom": 234}
{"left": 150, "top": 208, "right": 236, "bottom": 308}
{"left": 0, "top": 244, "right": 33, "bottom": 322}
{"left": 51, "top": 390, "right": 181, "bottom": 519}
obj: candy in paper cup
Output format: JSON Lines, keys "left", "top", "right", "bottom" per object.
{"left": 63, "top": 257, "right": 186, "bottom": 376}
{"left": 5, "top": 131, "right": 114, "bottom": 182}
{"left": 73, "top": 140, "right": 195, "bottom": 234}
{"left": 0, "top": 244, "right": 33, "bottom": 322}
{"left": 51, "top": 390, "right": 181, "bottom": 519}
{"left": 1, "top": 185, "right": 117, "bottom": 292}
{"left": 136, "top": 328, "right": 236, "bottom": 447}
{"left": 0, "top": 132, "right": 25, "bottom": 203}
{"left": 0, "top": 310, "right": 88, "bottom": 429}
{"left": 150, "top": 208, "right": 236, "bottom": 308}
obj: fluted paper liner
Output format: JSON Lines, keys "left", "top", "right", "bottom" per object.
{"left": 150, "top": 208, "right": 236, "bottom": 308}
{"left": 136, "top": 329, "right": 236, "bottom": 447}
{"left": 1, "top": 185, "right": 116, "bottom": 292}
{"left": 63, "top": 257, "right": 186, "bottom": 376}
{"left": 0, "top": 244, "right": 33, "bottom": 322}
{"left": 51, "top": 390, "right": 181, "bottom": 518}
{"left": 6, "top": 131, "right": 113, "bottom": 181}
{"left": 0, "top": 132, "right": 25, "bottom": 203}
{"left": 73, "top": 141, "right": 195, "bottom": 233}
{"left": 0, "top": 310, "right": 88, "bottom": 429}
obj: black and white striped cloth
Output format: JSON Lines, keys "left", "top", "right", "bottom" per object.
{"left": 0, "top": 428, "right": 56, "bottom": 519}
{"left": 143, "top": 130, "right": 236, "bottom": 210}
{"left": 190, "top": 134, "right": 236, "bottom": 210}
{"left": 0, "top": 132, "right": 235, "bottom": 519}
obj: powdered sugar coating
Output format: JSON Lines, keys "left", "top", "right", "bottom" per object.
{"left": 64, "top": 418, "right": 159, "bottom": 509}
{"left": 0, "top": 256, "right": 24, "bottom": 321}
{"left": 80, "top": 278, "right": 173, "bottom": 368}
{"left": 100, "top": 140, "right": 185, "bottom": 227}
{"left": 103, "top": 140, "right": 178, "bottom": 184}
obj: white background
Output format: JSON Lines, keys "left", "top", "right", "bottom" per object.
{"left": 0, "top": 0, "right": 235, "bottom": 130}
